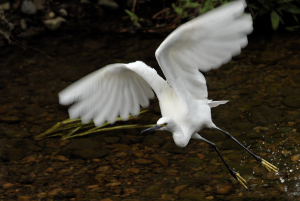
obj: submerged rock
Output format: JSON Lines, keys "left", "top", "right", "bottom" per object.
{"left": 283, "top": 95, "right": 300, "bottom": 108}
{"left": 98, "top": 0, "right": 119, "bottom": 9}
{"left": 44, "top": 17, "right": 66, "bottom": 30}
{"left": 248, "top": 105, "right": 282, "bottom": 125}
{"left": 21, "top": 1, "right": 37, "bottom": 15}
{"left": 140, "top": 183, "right": 167, "bottom": 197}
{"left": 150, "top": 154, "right": 169, "bottom": 167}
{"left": 179, "top": 188, "right": 206, "bottom": 200}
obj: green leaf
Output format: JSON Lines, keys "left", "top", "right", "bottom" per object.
{"left": 184, "top": 2, "right": 200, "bottom": 9}
{"left": 285, "top": 25, "right": 300, "bottom": 31}
{"left": 283, "top": 5, "right": 300, "bottom": 14}
{"left": 172, "top": 3, "right": 183, "bottom": 15}
{"left": 125, "top": 9, "right": 140, "bottom": 26}
{"left": 200, "top": 1, "right": 214, "bottom": 14}
{"left": 270, "top": 11, "right": 280, "bottom": 30}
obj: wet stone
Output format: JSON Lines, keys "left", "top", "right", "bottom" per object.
{"left": 72, "top": 148, "right": 110, "bottom": 159}
{"left": 130, "top": 167, "right": 140, "bottom": 174}
{"left": 18, "top": 196, "right": 32, "bottom": 201}
{"left": 152, "top": 167, "right": 165, "bottom": 174}
{"left": 55, "top": 155, "right": 69, "bottom": 162}
{"left": 173, "top": 185, "right": 188, "bottom": 194}
{"left": 135, "top": 158, "right": 153, "bottom": 165}
{"left": 140, "top": 183, "right": 167, "bottom": 198}
{"left": 291, "top": 154, "right": 299, "bottom": 162}
{"left": 96, "top": 166, "right": 110, "bottom": 172}
{"left": 186, "top": 157, "right": 204, "bottom": 166}
{"left": 248, "top": 105, "right": 282, "bottom": 125}
{"left": 179, "top": 188, "right": 206, "bottom": 200}
{"left": 266, "top": 171, "right": 280, "bottom": 180}
{"left": 104, "top": 136, "right": 120, "bottom": 144}
{"left": 283, "top": 96, "right": 300, "bottom": 108}
{"left": 115, "top": 152, "right": 127, "bottom": 158}
{"left": 142, "top": 135, "right": 166, "bottom": 147}
{"left": 65, "top": 138, "right": 102, "bottom": 150}
{"left": 214, "top": 184, "right": 233, "bottom": 195}
{"left": 47, "top": 188, "right": 63, "bottom": 198}
{"left": 0, "top": 116, "right": 20, "bottom": 123}
{"left": 161, "top": 142, "right": 187, "bottom": 154}
{"left": 5, "top": 147, "right": 26, "bottom": 161}
{"left": 150, "top": 154, "right": 169, "bottom": 167}
{"left": 166, "top": 169, "right": 178, "bottom": 176}
{"left": 84, "top": 191, "right": 103, "bottom": 199}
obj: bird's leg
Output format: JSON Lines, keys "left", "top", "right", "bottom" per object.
{"left": 216, "top": 127, "right": 278, "bottom": 172}
{"left": 196, "top": 135, "right": 248, "bottom": 189}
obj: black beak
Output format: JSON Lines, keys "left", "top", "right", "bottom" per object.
{"left": 141, "top": 125, "right": 162, "bottom": 134}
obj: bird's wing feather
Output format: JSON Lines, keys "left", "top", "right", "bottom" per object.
{"left": 155, "top": 0, "right": 252, "bottom": 101}
{"left": 59, "top": 61, "right": 166, "bottom": 126}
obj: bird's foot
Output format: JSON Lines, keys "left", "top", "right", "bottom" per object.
{"left": 229, "top": 169, "right": 248, "bottom": 189}
{"left": 235, "top": 172, "right": 248, "bottom": 189}
{"left": 261, "top": 158, "right": 278, "bottom": 172}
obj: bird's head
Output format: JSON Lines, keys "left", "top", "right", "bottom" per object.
{"left": 141, "top": 117, "right": 175, "bottom": 133}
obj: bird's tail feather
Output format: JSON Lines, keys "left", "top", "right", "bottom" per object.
{"left": 208, "top": 100, "right": 228, "bottom": 108}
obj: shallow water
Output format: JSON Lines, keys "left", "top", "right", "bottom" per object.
{"left": 0, "top": 30, "right": 299, "bottom": 200}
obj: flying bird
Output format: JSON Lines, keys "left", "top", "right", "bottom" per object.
{"left": 59, "top": 0, "right": 278, "bottom": 189}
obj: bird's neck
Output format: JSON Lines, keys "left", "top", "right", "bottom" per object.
{"left": 172, "top": 126, "right": 190, "bottom": 148}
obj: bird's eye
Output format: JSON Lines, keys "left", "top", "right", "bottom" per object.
{"left": 163, "top": 123, "right": 168, "bottom": 126}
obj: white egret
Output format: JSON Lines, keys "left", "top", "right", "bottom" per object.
{"left": 59, "top": 0, "right": 278, "bottom": 189}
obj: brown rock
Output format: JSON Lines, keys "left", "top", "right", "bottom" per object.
{"left": 3, "top": 183, "right": 14, "bottom": 189}
{"left": 132, "top": 151, "right": 144, "bottom": 158}
{"left": 47, "top": 188, "right": 63, "bottom": 198}
{"left": 291, "top": 154, "right": 299, "bottom": 162}
{"left": 130, "top": 167, "right": 140, "bottom": 174}
{"left": 56, "top": 155, "right": 69, "bottom": 161}
{"left": 123, "top": 188, "right": 138, "bottom": 195}
{"left": 45, "top": 167, "right": 55, "bottom": 173}
{"left": 96, "top": 166, "right": 110, "bottom": 172}
{"left": 115, "top": 152, "right": 127, "bottom": 158}
{"left": 135, "top": 158, "right": 153, "bottom": 165}
{"left": 37, "top": 192, "right": 47, "bottom": 199}
{"left": 214, "top": 184, "right": 233, "bottom": 194}
{"left": 166, "top": 169, "right": 178, "bottom": 176}
{"left": 179, "top": 188, "right": 206, "bottom": 200}
{"left": 174, "top": 185, "right": 188, "bottom": 194}
{"left": 266, "top": 171, "right": 280, "bottom": 180}
{"left": 23, "top": 155, "right": 37, "bottom": 163}
{"left": 150, "top": 154, "right": 169, "bottom": 167}
{"left": 18, "top": 196, "right": 31, "bottom": 201}
{"left": 105, "top": 181, "right": 121, "bottom": 187}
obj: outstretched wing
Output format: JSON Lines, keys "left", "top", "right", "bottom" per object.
{"left": 155, "top": 0, "right": 252, "bottom": 101}
{"left": 59, "top": 61, "right": 166, "bottom": 126}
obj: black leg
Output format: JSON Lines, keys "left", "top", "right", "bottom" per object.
{"left": 216, "top": 127, "right": 262, "bottom": 162}
{"left": 216, "top": 127, "right": 278, "bottom": 172}
{"left": 199, "top": 135, "right": 248, "bottom": 189}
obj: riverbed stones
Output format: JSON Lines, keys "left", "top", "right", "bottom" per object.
{"left": 21, "top": 1, "right": 37, "bottom": 15}
{"left": 248, "top": 105, "right": 282, "bottom": 125}
{"left": 135, "top": 158, "right": 153, "bottom": 165}
{"left": 150, "top": 154, "right": 169, "bottom": 167}
{"left": 142, "top": 135, "right": 165, "bottom": 147}
{"left": 140, "top": 183, "right": 167, "bottom": 197}
{"left": 72, "top": 148, "right": 110, "bottom": 159}
{"left": 173, "top": 185, "right": 188, "bottom": 194}
{"left": 0, "top": 22, "right": 299, "bottom": 201}
{"left": 283, "top": 95, "right": 300, "bottom": 108}
{"left": 178, "top": 188, "right": 206, "bottom": 200}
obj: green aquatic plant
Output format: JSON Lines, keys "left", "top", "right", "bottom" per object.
{"left": 154, "top": 0, "right": 230, "bottom": 28}
{"left": 125, "top": 9, "right": 142, "bottom": 27}
{"left": 125, "top": 0, "right": 300, "bottom": 31}
{"left": 247, "top": 0, "right": 300, "bottom": 30}
{"left": 35, "top": 110, "right": 154, "bottom": 140}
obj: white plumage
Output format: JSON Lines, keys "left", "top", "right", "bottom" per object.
{"left": 59, "top": 0, "right": 278, "bottom": 188}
